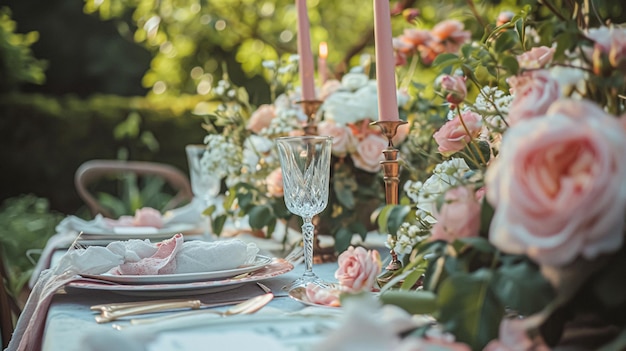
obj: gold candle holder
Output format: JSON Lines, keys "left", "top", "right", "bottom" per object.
{"left": 371, "top": 120, "right": 407, "bottom": 282}
{"left": 297, "top": 100, "right": 323, "bottom": 135}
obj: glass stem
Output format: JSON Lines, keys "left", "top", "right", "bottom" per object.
{"left": 301, "top": 217, "right": 315, "bottom": 278}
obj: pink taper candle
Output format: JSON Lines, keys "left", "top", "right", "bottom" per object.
{"left": 373, "top": 0, "right": 399, "bottom": 121}
{"left": 296, "top": 0, "right": 316, "bottom": 100}
{"left": 318, "top": 42, "right": 328, "bottom": 84}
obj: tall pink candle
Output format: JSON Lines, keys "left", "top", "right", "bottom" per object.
{"left": 296, "top": 0, "right": 316, "bottom": 100}
{"left": 318, "top": 41, "right": 328, "bottom": 84}
{"left": 373, "top": 0, "right": 399, "bottom": 121}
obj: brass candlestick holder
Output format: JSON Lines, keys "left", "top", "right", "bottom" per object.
{"left": 298, "top": 99, "right": 323, "bottom": 136}
{"left": 296, "top": 99, "right": 335, "bottom": 263}
{"left": 371, "top": 119, "right": 407, "bottom": 284}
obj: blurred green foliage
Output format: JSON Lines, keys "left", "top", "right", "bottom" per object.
{"left": 0, "top": 195, "right": 64, "bottom": 298}
{"left": 0, "top": 7, "right": 46, "bottom": 93}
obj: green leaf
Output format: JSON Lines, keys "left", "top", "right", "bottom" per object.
{"left": 248, "top": 205, "right": 272, "bottom": 229}
{"left": 379, "top": 290, "right": 438, "bottom": 315}
{"left": 376, "top": 205, "right": 393, "bottom": 234}
{"left": 501, "top": 55, "right": 519, "bottom": 76}
{"left": 387, "top": 205, "right": 411, "bottom": 236}
{"left": 493, "top": 259, "right": 555, "bottom": 316}
{"left": 494, "top": 30, "right": 518, "bottom": 53}
{"left": 479, "top": 199, "right": 495, "bottom": 238}
{"left": 334, "top": 227, "right": 353, "bottom": 252}
{"left": 348, "top": 221, "right": 368, "bottom": 240}
{"left": 211, "top": 214, "right": 228, "bottom": 235}
{"left": 437, "top": 270, "right": 504, "bottom": 350}
{"left": 433, "top": 53, "right": 460, "bottom": 68}
{"left": 236, "top": 191, "right": 254, "bottom": 210}
{"left": 400, "top": 267, "right": 425, "bottom": 290}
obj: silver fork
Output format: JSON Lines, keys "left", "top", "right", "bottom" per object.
{"left": 284, "top": 245, "right": 304, "bottom": 265}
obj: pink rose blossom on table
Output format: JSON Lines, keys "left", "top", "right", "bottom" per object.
{"left": 246, "top": 104, "right": 275, "bottom": 134}
{"left": 305, "top": 283, "right": 341, "bottom": 307}
{"left": 318, "top": 120, "right": 357, "bottom": 157}
{"left": 133, "top": 207, "right": 164, "bottom": 228}
{"left": 265, "top": 168, "right": 283, "bottom": 198}
{"left": 335, "top": 246, "right": 382, "bottom": 293}
{"left": 394, "top": 337, "right": 472, "bottom": 351}
{"left": 430, "top": 186, "right": 481, "bottom": 243}
{"left": 430, "top": 20, "right": 471, "bottom": 53}
{"left": 483, "top": 317, "right": 551, "bottom": 351}
{"left": 516, "top": 46, "right": 555, "bottom": 70}
{"left": 440, "top": 75, "right": 467, "bottom": 108}
{"left": 351, "top": 134, "right": 388, "bottom": 172}
{"left": 433, "top": 110, "right": 482, "bottom": 156}
{"left": 486, "top": 98, "right": 626, "bottom": 267}
{"left": 507, "top": 70, "right": 560, "bottom": 125}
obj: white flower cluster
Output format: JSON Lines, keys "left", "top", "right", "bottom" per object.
{"left": 202, "top": 134, "right": 242, "bottom": 181}
{"left": 386, "top": 210, "right": 432, "bottom": 255}
{"left": 473, "top": 86, "right": 512, "bottom": 130}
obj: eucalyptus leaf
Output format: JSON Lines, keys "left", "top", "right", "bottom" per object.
{"left": 334, "top": 227, "right": 353, "bottom": 253}
{"left": 387, "top": 205, "right": 411, "bottom": 237}
{"left": 379, "top": 290, "right": 438, "bottom": 315}
{"left": 493, "top": 259, "right": 555, "bottom": 316}
{"left": 248, "top": 205, "right": 272, "bottom": 229}
{"left": 211, "top": 214, "right": 228, "bottom": 236}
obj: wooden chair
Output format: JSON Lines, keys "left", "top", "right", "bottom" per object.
{"left": 75, "top": 159, "right": 194, "bottom": 218}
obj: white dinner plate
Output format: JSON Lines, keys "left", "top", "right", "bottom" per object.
{"left": 66, "top": 259, "right": 294, "bottom": 297}
{"left": 80, "top": 255, "right": 273, "bottom": 284}
{"left": 77, "top": 222, "right": 200, "bottom": 240}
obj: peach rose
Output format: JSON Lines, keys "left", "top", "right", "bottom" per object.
{"left": 133, "top": 207, "right": 164, "bottom": 228}
{"left": 486, "top": 99, "right": 626, "bottom": 267}
{"left": 507, "top": 70, "right": 560, "bottom": 125}
{"left": 484, "top": 318, "right": 550, "bottom": 351}
{"left": 335, "top": 246, "right": 382, "bottom": 293}
{"left": 247, "top": 104, "right": 275, "bottom": 134}
{"left": 431, "top": 19, "right": 471, "bottom": 53}
{"left": 351, "top": 134, "right": 388, "bottom": 172}
{"left": 430, "top": 186, "right": 481, "bottom": 243}
{"left": 496, "top": 11, "right": 515, "bottom": 26}
{"left": 265, "top": 168, "right": 283, "bottom": 198}
{"left": 317, "top": 120, "right": 357, "bottom": 157}
{"left": 305, "top": 283, "right": 341, "bottom": 307}
{"left": 433, "top": 111, "right": 482, "bottom": 156}
{"left": 401, "top": 28, "right": 433, "bottom": 48}
{"left": 516, "top": 46, "right": 555, "bottom": 70}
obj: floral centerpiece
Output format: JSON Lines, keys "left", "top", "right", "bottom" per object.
{"left": 319, "top": 0, "right": 626, "bottom": 350}
{"left": 200, "top": 60, "right": 413, "bottom": 253}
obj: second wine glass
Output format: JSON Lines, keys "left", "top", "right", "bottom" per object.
{"left": 276, "top": 136, "right": 332, "bottom": 291}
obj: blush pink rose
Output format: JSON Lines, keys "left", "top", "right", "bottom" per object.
{"left": 486, "top": 99, "right": 626, "bottom": 267}
{"left": 507, "top": 70, "right": 560, "bottom": 125}
{"left": 317, "top": 120, "right": 357, "bottom": 157}
{"left": 587, "top": 26, "right": 626, "bottom": 70}
{"left": 516, "top": 46, "right": 555, "bottom": 70}
{"left": 431, "top": 19, "right": 471, "bottom": 53}
{"left": 133, "top": 207, "right": 164, "bottom": 228}
{"left": 484, "top": 318, "right": 550, "bottom": 351}
{"left": 433, "top": 111, "right": 482, "bottom": 156}
{"left": 430, "top": 186, "right": 481, "bottom": 243}
{"left": 247, "top": 104, "right": 275, "bottom": 134}
{"left": 440, "top": 75, "right": 467, "bottom": 108}
{"left": 335, "top": 246, "right": 382, "bottom": 293}
{"left": 305, "top": 283, "right": 341, "bottom": 307}
{"left": 265, "top": 168, "right": 283, "bottom": 198}
{"left": 351, "top": 134, "right": 388, "bottom": 172}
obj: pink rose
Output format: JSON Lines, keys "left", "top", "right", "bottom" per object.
{"left": 430, "top": 186, "right": 481, "bottom": 242}
{"left": 335, "top": 246, "right": 382, "bottom": 293}
{"left": 431, "top": 20, "right": 471, "bottom": 53}
{"left": 351, "top": 134, "right": 388, "bottom": 172}
{"left": 401, "top": 28, "right": 433, "bottom": 48}
{"left": 247, "top": 104, "right": 275, "bottom": 134}
{"left": 133, "top": 207, "right": 164, "bottom": 228}
{"left": 486, "top": 99, "right": 626, "bottom": 267}
{"left": 507, "top": 70, "right": 560, "bottom": 125}
{"left": 265, "top": 168, "right": 283, "bottom": 198}
{"left": 516, "top": 46, "right": 555, "bottom": 70}
{"left": 392, "top": 122, "right": 410, "bottom": 146}
{"left": 484, "top": 317, "right": 550, "bottom": 351}
{"left": 395, "top": 337, "right": 472, "bottom": 351}
{"left": 319, "top": 79, "right": 342, "bottom": 100}
{"left": 587, "top": 26, "right": 626, "bottom": 70}
{"left": 496, "top": 11, "right": 515, "bottom": 26}
{"left": 317, "top": 120, "right": 357, "bottom": 157}
{"left": 433, "top": 111, "right": 482, "bottom": 156}
{"left": 440, "top": 75, "right": 467, "bottom": 108}
{"left": 305, "top": 283, "right": 341, "bottom": 307}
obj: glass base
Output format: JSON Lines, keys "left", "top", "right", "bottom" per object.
{"left": 282, "top": 272, "right": 329, "bottom": 292}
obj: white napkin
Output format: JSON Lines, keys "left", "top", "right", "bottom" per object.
{"left": 9, "top": 236, "right": 259, "bottom": 351}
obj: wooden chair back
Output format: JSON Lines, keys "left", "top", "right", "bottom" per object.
{"left": 75, "top": 159, "right": 193, "bottom": 218}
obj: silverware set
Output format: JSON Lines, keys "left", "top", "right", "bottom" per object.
{"left": 93, "top": 282, "right": 274, "bottom": 328}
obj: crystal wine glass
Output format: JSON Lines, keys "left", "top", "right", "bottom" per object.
{"left": 276, "top": 136, "right": 332, "bottom": 290}
{"left": 185, "top": 144, "right": 221, "bottom": 237}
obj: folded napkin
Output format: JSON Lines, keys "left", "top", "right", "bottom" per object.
{"left": 8, "top": 236, "right": 258, "bottom": 351}
{"left": 29, "top": 200, "right": 208, "bottom": 289}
